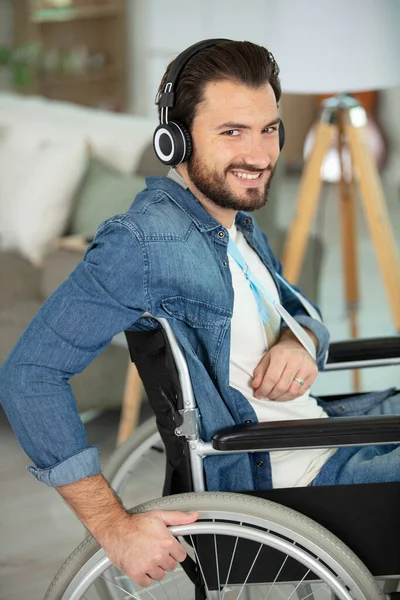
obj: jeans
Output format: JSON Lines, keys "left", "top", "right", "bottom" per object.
{"left": 312, "top": 391, "right": 400, "bottom": 486}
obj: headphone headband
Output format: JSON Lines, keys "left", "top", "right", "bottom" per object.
{"left": 159, "top": 38, "right": 231, "bottom": 111}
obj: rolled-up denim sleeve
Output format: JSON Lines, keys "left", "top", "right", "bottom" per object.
{"left": 0, "top": 216, "right": 149, "bottom": 487}
{"left": 27, "top": 447, "right": 101, "bottom": 487}
{"left": 288, "top": 314, "right": 330, "bottom": 370}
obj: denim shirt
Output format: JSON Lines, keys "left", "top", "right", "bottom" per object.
{"left": 1, "top": 174, "right": 338, "bottom": 491}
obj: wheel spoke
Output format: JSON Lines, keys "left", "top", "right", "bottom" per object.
{"left": 236, "top": 543, "right": 263, "bottom": 600}
{"left": 100, "top": 572, "right": 141, "bottom": 599}
{"left": 213, "top": 520, "right": 222, "bottom": 600}
{"left": 170, "top": 569, "right": 184, "bottom": 600}
{"left": 299, "top": 583, "right": 330, "bottom": 599}
{"left": 142, "top": 585, "right": 158, "bottom": 599}
{"left": 189, "top": 534, "right": 213, "bottom": 600}
{"left": 221, "top": 522, "right": 242, "bottom": 600}
{"left": 286, "top": 570, "right": 312, "bottom": 600}
{"left": 263, "top": 548, "right": 290, "bottom": 600}
{"left": 157, "top": 579, "right": 172, "bottom": 600}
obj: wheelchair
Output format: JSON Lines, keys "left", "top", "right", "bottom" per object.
{"left": 44, "top": 316, "right": 400, "bottom": 600}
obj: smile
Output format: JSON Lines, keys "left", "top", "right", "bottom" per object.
{"left": 231, "top": 171, "right": 262, "bottom": 180}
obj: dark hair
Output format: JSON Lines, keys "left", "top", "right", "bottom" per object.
{"left": 156, "top": 40, "right": 281, "bottom": 131}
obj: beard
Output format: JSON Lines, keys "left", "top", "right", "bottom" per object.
{"left": 186, "top": 151, "right": 276, "bottom": 212}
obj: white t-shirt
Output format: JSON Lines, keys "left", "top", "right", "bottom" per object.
{"left": 228, "top": 224, "right": 335, "bottom": 488}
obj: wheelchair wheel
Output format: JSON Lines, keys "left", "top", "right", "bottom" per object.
{"left": 103, "top": 416, "right": 165, "bottom": 506}
{"left": 43, "top": 492, "right": 384, "bottom": 600}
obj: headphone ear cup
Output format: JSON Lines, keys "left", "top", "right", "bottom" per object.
{"left": 153, "top": 121, "right": 192, "bottom": 166}
{"left": 176, "top": 122, "right": 193, "bottom": 163}
{"left": 279, "top": 120, "right": 285, "bottom": 151}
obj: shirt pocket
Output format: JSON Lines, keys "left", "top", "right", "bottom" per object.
{"left": 161, "top": 295, "right": 231, "bottom": 376}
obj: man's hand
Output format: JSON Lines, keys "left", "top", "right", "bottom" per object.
{"left": 252, "top": 329, "right": 318, "bottom": 401}
{"left": 57, "top": 474, "right": 199, "bottom": 587}
{"left": 99, "top": 509, "right": 199, "bottom": 587}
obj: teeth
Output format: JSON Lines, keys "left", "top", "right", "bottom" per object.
{"left": 233, "top": 171, "right": 261, "bottom": 180}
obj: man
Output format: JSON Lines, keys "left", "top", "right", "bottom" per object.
{"left": 0, "top": 39, "right": 399, "bottom": 587}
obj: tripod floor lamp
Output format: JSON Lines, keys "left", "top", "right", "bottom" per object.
{"left": 282, "top": 95, "right": 400, "bottom": 337}
{"left": 266, "top": 0, "right": 400, "bottom": 346}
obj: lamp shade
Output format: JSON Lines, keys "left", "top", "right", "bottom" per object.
{"left": 265, "top": 0, "right": 400, "bottom": 94}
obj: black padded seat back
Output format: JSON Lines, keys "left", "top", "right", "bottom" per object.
{"left": 125, "top": 328, "right": 193, "bottom": 496}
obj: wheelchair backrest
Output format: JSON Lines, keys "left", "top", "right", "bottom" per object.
{"left": 125, "top": 328, "right": 193, "bottom": 495}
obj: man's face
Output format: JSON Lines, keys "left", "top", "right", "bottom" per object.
{"left": 186, "top": 79, "right": 280, "bottom": 212}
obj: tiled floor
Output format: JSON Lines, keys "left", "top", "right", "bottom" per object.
{"left": 0, "top": 173, "right": 399, "bottom": 599}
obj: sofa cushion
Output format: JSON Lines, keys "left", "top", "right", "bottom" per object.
{"left": 69, "top": 156, "right": 146, "bottom": 237}
{"left": 0, "top": 134, "right": 87, "bottom": 265}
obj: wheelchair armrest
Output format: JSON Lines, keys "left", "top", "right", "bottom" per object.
{"left": 325, "top": 336, "right": 400, "bottom": 371}
{"left": 212, "top": 415, "right": 400, "bottom": 452}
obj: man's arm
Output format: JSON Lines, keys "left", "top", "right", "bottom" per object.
{"left": 57, "top": 475, "right": 198, "bottom": 587}
{"left": 0, "top": 216, "right": 197, "bottom": 585}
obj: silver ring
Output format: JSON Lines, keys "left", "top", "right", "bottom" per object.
{"left": 293, "top": 376, "right": 305, "bottom": 386}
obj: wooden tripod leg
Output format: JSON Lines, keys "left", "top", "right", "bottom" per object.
{"left": 346, "top": 123, "right": 400, "bottom": 331}
{"left": 117, "top": 361, "right": 143, "bottom": 446}
{"left": 282, "top": 121, "right": 333, "bottom": 284}
{"left": 338, "top": 159, "right": 359, "bottom": 323}
{"left": 338, "top": 113, "right": 360, "bottom": 390}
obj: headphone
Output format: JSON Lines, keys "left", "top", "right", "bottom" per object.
{"left": 153, "top": 38, "right": 285, "bottom": 166}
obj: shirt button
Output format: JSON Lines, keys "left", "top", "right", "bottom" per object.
{"left": 222, "top": 260, "right": 227, "bottom": 267}
{"left": 218, "top": 231, "right": 225, "bottom": 238}
{"left": 338, "top": 405, "right": 346, "bottom": 412}
{"left": 256, "top": 460, "right": 264, "bottom": 467}
{"left": 244, "top": 419, "right": 252, "bottom": 424}
{"left": 244, "top": 217, "right": 251, "bottom": 225}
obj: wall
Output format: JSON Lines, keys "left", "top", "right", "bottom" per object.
{"left": 127, "top": 0, "right": 283, "bottom": 117}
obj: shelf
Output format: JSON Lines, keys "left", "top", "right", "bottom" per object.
{"left": 40, "top": 67, "right": 122, "bottom": 86}
{"left": 14, "top": 1, "right": 127, "bottom": 110}
{"left": 30, "top": 5, "right": 121, "bottom": 23}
